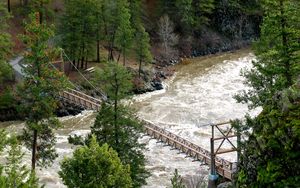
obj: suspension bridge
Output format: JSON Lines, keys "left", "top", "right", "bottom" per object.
{"left": 59, "top": 83, "right": 237, "bottom": 181}
{"left": 9, "top": 51, "right": 238, "bottom": 181}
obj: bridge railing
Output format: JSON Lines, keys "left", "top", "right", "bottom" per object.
{"left": 60, "top": 89, "right": 101, "bottom": 111}
{"left": 59, "top": 89, "right": 236, "bottom": 180}
{"left": 143, "top": 121, "right": 236, "bottom": 180}
{"left": 66, "top": 88, "right": 102, "bottom": 105}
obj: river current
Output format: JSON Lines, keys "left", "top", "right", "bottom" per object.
{"left": 0, "top": 49, "right": 258, "bottom": 187}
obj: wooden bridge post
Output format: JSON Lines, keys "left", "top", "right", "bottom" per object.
{"left": 208, "top": 124, "right": 218, "bottom": 188}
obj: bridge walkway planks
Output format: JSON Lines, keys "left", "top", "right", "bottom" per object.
{"left": 59, "top": 89, "right": 236, "bottom": 180}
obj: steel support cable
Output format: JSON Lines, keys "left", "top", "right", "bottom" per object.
{"left": 61, "top": 49, "right": 107, "bottom": 101}
{"left": 46, "top": 60, "right": 80, "bottom": 89}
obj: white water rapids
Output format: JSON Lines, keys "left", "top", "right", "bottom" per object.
{"left": 0, "top": 49, "right": 259, "bottom": 187}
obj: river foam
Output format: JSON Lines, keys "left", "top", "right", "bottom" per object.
{"left": 132, "top": 51, "right": 260, "bottom": 187}
{"left": 0, "top": 50, "right": 259, "bottom": 187}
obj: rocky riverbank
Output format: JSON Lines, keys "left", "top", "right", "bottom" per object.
{"left": 131, "top": 65, "right": 175, "bottom": 94}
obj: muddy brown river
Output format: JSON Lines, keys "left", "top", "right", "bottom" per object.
{"left": 0, "top": 49, "right": 259, "bottom": 187}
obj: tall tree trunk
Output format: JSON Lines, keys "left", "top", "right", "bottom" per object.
{"left": 31, "top": 129, "right": 38, "bottom": 171}
{"left": 76, "top": 59, "right": 80, "bottom": 69}
{"left": 279, "top": 0, "right": 292, "bottom": 87}
{"left": 96, "top": 13, "right": 101, "bottom": 63}
{"left": 39, "top": 11, "right": 43, "bottom": 24}
{"left": 108, "top": 44, "right": 114, "bottom": 61}
{"left": 32, "top": 56, "right": 41, "bottom": 171}
{"left": 81, "top": 56, "right": 84, "bottom": 69}
{"left": 78, "top": 45, "right": 84, "bottom": 69}
{"left": 108, "top": 34, "right": 115, "bottom": 61}
{"left": 123, "top": 51, "right": 126, "bottom": 66}
{"left": 85, "top": 51, "right": 88, "bottom": 69}
{"left": 97, "top": 40, "right": 100, "bottom": 62}
{"left": 7, "top": 0, "right": 11, "bottom": 12}
{"left": 114, "top": 74, "right": 119, "bottom": 151}
{"left": 139, "top": 59, "right": 142, "bottom": 78}
{"left": 117, "top": 53, "right": 121, "bottom": 63}
{"left": 39, "top": 1, "right": 43, "bottom": 24}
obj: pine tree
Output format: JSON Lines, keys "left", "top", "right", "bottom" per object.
{"left": 235, "top": 0, "right": 300, "bottom": 109}
{"left": 94, "top": 0, "right": 104, "bottom": 63}
{"left": 236, "top": 79, "right": 300, "bottom": 187}
{"left": 60, "top": 0, "right": 97, "bottom": 69}
{"left": 0, "top": 1, "right": 13, "bottom": 85}
{"left": 135, "top": 25, "right": 152, "bottom": 77}
{"left": 29, "top": 0, "right": 52, "bottom": 24}
{"left": 18, "top": 13, "right": 68, "bottom": 171}
{"left": 128, "top": 0, "right": 142, "bottom": 27}
{"left": 171, "top": 169, "right": 186, "bottom": 188}
{"left": 129, "top": 0, "right": 153, "bottom": 74}
{"left": 0, "top": 131, "right": 40, "bottom": 188}
{"left": 59, "top": 136, "right": 132, "bottom": 188}
{"left": 101, "top": 0, "right": 121, "bottom": 61}
{"left": 195, "top": 0, "right": 215, "bottom": 26}
{"left": 91, "top": 62, "right": 150, "bottom": 187}
{"left": 175, "top": 0, "right": 194, "bottom": 31}
{"left": 234, "top": 0, "right": 300, "bottom": 186}
{"left": 115, "top": 0, "right": 134, "bottom": 65}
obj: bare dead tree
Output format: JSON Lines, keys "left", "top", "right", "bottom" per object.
{"left": 157, "top": 14, "right": 179, "bottom": 64}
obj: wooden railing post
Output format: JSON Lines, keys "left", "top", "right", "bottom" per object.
{"left": 59, "top": 90, "right": 237, "bottom": 181}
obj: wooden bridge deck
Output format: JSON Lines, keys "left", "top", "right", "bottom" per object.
{"left": 59, "top": 89, "right": 236, "bottom": 180}
{"left": 60, "top": 88, "right": 102, "bottom": 110}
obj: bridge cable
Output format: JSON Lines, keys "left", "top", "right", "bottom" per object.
{"left": 46, "top": 61, "right": 79, "bottom": 90}
{"left": 60, "top": 49, "right": 107, "bottom": 101}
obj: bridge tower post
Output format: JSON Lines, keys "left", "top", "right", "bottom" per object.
{"left": 208, "top": 124, "right": 218, "bottom": 188}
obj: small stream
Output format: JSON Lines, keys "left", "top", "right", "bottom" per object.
{"left": 0, "top": 49, "right": 259, "bottom": 187}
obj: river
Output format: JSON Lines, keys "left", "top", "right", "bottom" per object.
{"left": 0, "top": 49, "right": 258, "bottom": 187}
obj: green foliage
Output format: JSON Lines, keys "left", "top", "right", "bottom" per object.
{"left": 94, "top": 62, "right": 133, "bottom": 101}
{"left": 91, "top": 104, "right": 149, "bottom": 187}
{"left": 21, "top": 118, "right": 61, "bottom": 167}
{"left": 0, "top": 1, "right": 12, "bottom": 60}
{"left": 60, "top": 0, "right": 150, "bottom": 65}
{"left": 0, "top": 131, "right": 40, "bottom": 188}
{"left": 115, "top": 0, "right": 134, "bottom": 65}
{"left": 0, "top": 130, "right": 8, "bottom": 152}
{"left": 234, "top": 1, "right": 300, "bottom": 187}
{"left": 194, "top": 0, "right": 215, "bottom": 26}
{"left": 0, "top": 89, "right": 16, "bottom": 110}
{"left": 0, "top": 60, "right": 13, "bottom": 84}
{"left": 91, "top": 63, "right": 149, "bottom": 187}
{"left": 0, "top": 1, "right": 13, "bottom": 84}
{"left": 59, "top": 136, "right": 132, "bottom": 188}
{"left": 171, "top": 169, "right": 186, "bottom": 188}
{"left": 175, "top": 0, "right": 194, "bottom": 31}
{"left": 60, "top": 0, "right": 97, "bottom": 67}
{"left": 166, "top": 0, "right": 215, "bottom": 33}
{"left": 102, "top": 0, "right": 135, "bottom": 61}
{"left": 236, "top": 0, "right": 300, "bottom": 109}
{"left": 236, "top": 80, "right": 300, "bottom": 187}
{"left": 128, "top": 0, "right": 142, "bottom": 27}
{"left": 29, "top": 0, "right": 53, "bottom": 23}
{"left": 135, "top": 25, "right": 152, "bottom": 77}
{"left": 18, "top": 13, "right": 68, "bottom": 170}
